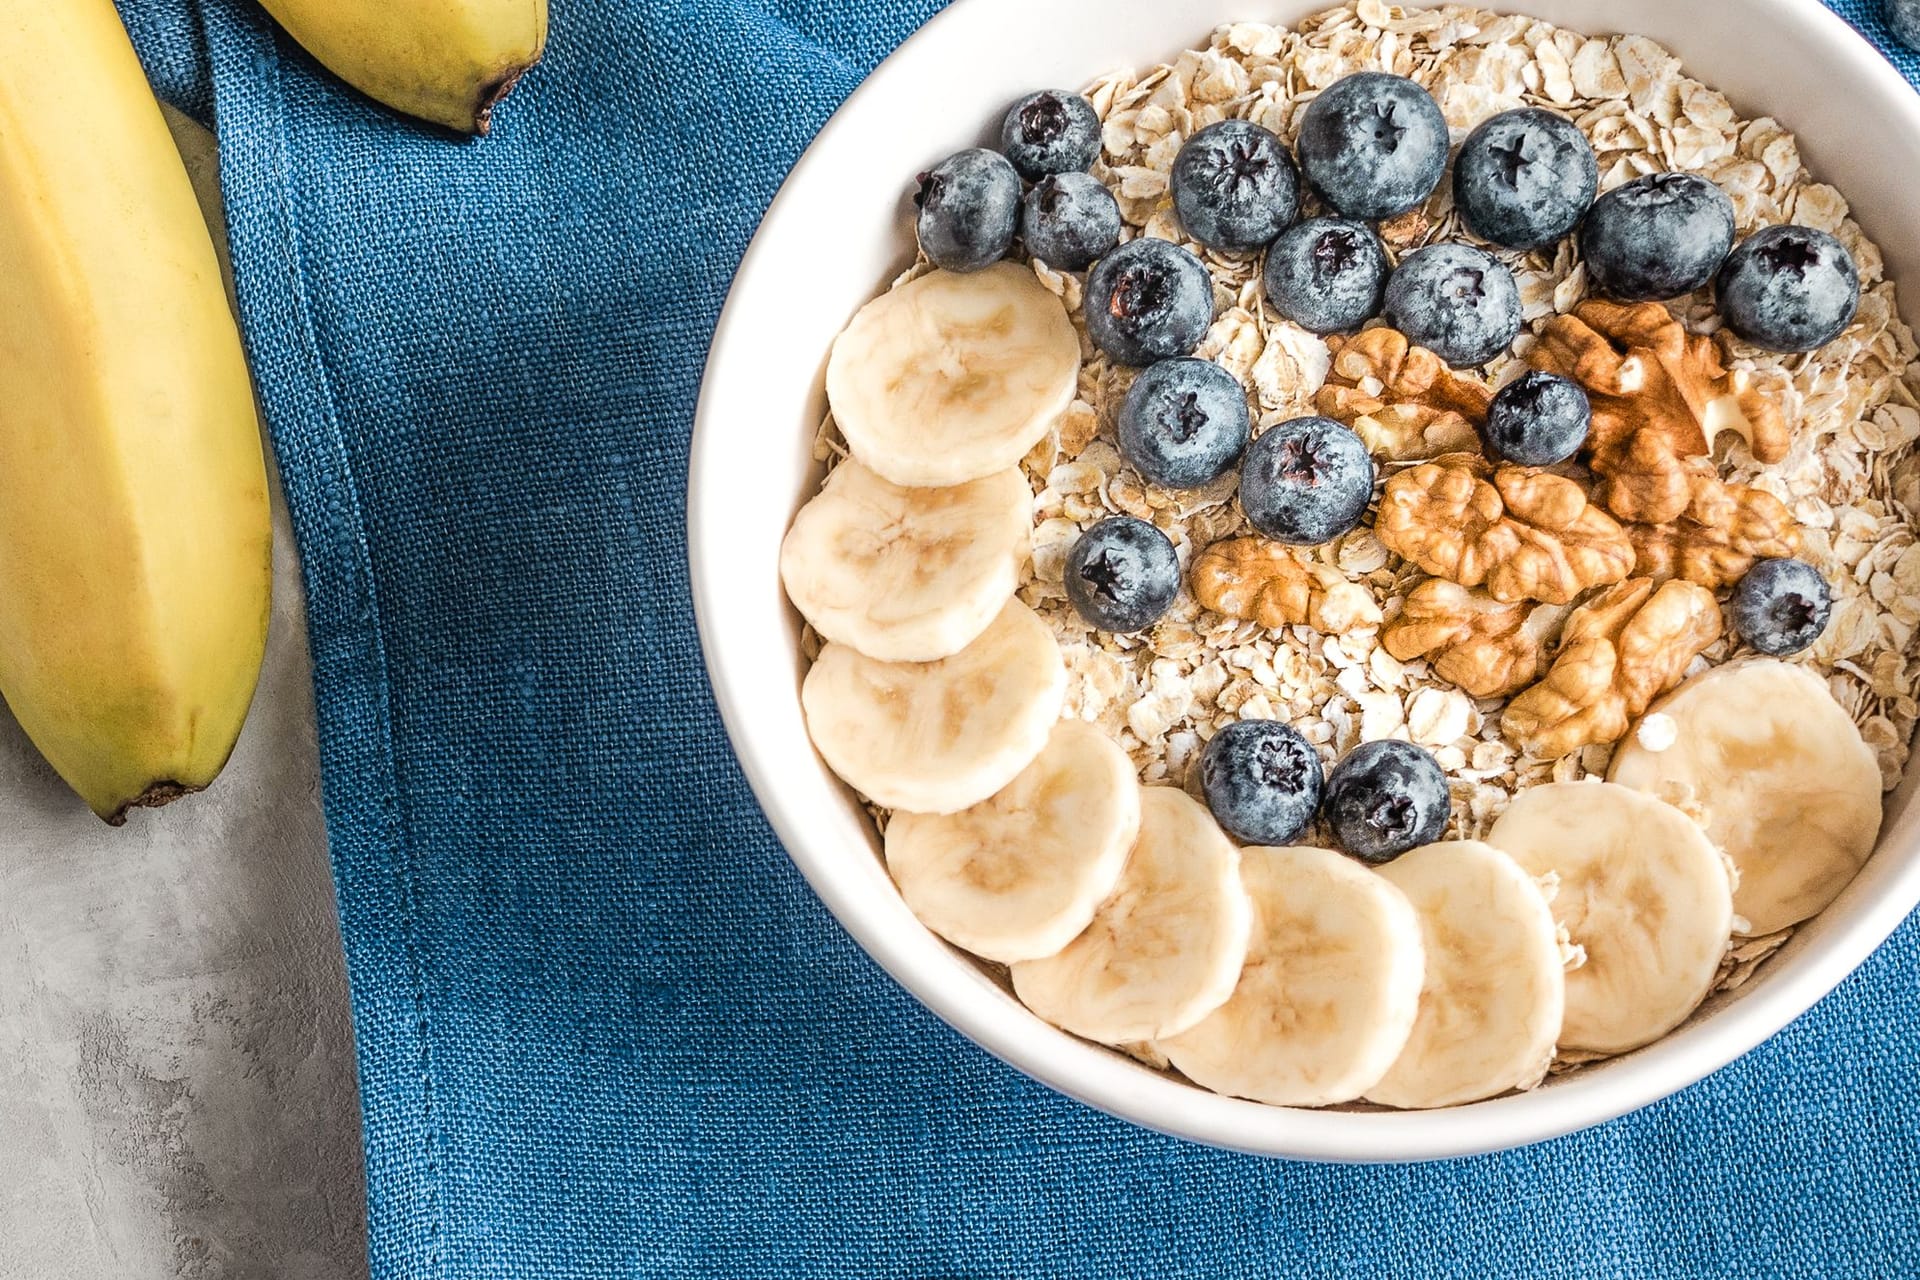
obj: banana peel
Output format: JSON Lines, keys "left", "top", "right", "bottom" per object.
{"left": 0, "top": 0, "right": 272, "bottom": 823}
{"left": 255, "top": 0, "right": 549, "bottom": 134}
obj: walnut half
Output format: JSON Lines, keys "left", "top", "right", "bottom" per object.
{"left": 1631, "top": 459, "right": 1802, "bottom": 589}
{"left": 1501, "top": 577, "right": 1722, "bottom": 759}
{"left": 1316, "top": 328, "right": 1490, "bottom": 461}
{"left": 1529, "top": 299, "right": 1791, "bottom": 525}
{"left": 1382, "top": 578, "right": 1569, "bottom": 699}
{"left": 1192, "top": 537, "right": 1382, "bottom": 635}
{"left": 1375, "top": 453, "right": 1635, "bottom": 605}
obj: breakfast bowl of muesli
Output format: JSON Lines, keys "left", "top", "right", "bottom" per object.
{"left": 689, "top": 0, "right": 1920, "bottom": 1159}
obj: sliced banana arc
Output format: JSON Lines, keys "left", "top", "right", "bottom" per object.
{"left": 1011, "top": 788, "right": 1251, "bottom": 1044}
{"left": 826, "top": 262, "right": 1081, "bottom": 488}
{"left": 1488, "top": 782, "right": 1732, "bottom": 1056}
{"left": 886, "top": 721, "right": 1140, "bottom": 964}
{"left": 1365, "top": 841, "right": 1565, "bottom": 1109}
{"left": 802, "top": 599, "right": 1065, "bottom": 814}
{"left": 1609, "top": 659, "right": 1883, "bottom": 936}
{"left": 780, "top": 460, "right": 1032, "bottom": 663}
{"left": 1158, "top": 845, "right": 1425, "bottom": 1107}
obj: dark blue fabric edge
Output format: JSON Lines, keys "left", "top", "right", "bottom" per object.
{"left": 198, "top": 4, "right": 443, "bottom": 1274}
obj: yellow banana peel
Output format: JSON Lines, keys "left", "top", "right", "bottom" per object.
{"left": 257, "top": 0, "right": 549, "bottom": 135}
{"left": 0, "top": 0, "right": 272, "bottom": 823}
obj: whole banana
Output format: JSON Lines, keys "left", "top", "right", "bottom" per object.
{"left": 255, "top": 0, "right": 549, "bottom": 134}
{"left": 0, "top": 0, "right": 271, "bottom": 823}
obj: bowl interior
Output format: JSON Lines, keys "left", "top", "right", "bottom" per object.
{"left": 691, "top": 0, "right": 1920, "bottom": 1160}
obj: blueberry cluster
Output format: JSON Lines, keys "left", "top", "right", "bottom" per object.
{"left": 1575, "top": 175, "right": 1860, "bottom": 351}
{"left": 915, "top": 89, "right": 1122, "bottom": 277}
{"left": 1045, "top": 77, "right": 1445, "bottom": 645}
{"left": 929, "top": 77, "right": 1850, "bottom": 850}
{"left": 920, "top": 73, "right": 1862, "bottom": 373}
{"left": 1277, "top": 76, "right": 1533, "bottom": 367}
{"left": 1202, "top": 726, "right": 1449, "bottom": 862}
{"left": 1065, "top": 404, "right": 1376, "bottom": 638}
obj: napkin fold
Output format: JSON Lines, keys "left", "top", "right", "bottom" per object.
{"left": 119, "top": 1, "right": 1919, "bottom": 1275}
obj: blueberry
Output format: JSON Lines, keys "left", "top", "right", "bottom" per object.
{"left": 1296, "top": 72, "right": 1449, "bottom": 219}
{"left": 1715, "top": 224, "right": 1861, "bottom": 353}
{"left": 1484, "top": 370, "right": 1591, "bottom": 466}
{"left": 1022, "top": 172, "right": 1122, "bottom": 271}
{"left": 1383, "top": 243, "right": 1524, "bottom": 367}
{"left": 1200, "top": 719, "right": 1324, "bottom": 845}
{"left": 1001, "top": 90, "right": 1102, "bottom": 181}
{"left": 1065, "top": 516, "right": 1180, "bottom": 633}
{"left": 1239, "top": 416, "right": 1374, "bottom": 545}
{"left": 1578, "top": 172, "right": 1735, "bottom": 301}
{"left": 1891, "top": 0, "right": 1920, "bottom": 51}
{"left": 1118, "top": 358, "right": 1250, "bottom": 488}
{"left": 1262, "top": 217, "right": 1390, "bottom": 334}
{"left": 1452, "top": 108, "right": 1598, "bottom": 250}
{"left": 1170, "top": 119, "right": 1300, "bottom": 252}
{"left": 1731, "top": 557, "right": 1833, "bottom": 657}
{"left": 1084, "top": 238, "right": 1215, "bottom": 366}
{"left": 914, "top": 148, "right": 1020, "bottom": 272}
{"left": 1322, "top": 740, "right": 1449, "bottom": 864}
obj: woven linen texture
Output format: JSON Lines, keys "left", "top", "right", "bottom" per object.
{"left": 115, "top": 0, "right": 1920, "bottom": 1275}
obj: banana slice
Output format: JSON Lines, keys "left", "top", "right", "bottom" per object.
{"left": 803, "top": 599, "right": 1065, "bottom": 814}
{"left": 1365, "top": 841, "right": 1565, "bottom": 1109}
{"left": 826, "top": 263, "right": 1081, "bottom": 487}
{"left": 1608, "top": 660, "right": 1883, "bottom": 936}
{"left": 886, "top": 721, "right": 1139, "bottom": 963}
{"left": 780, "top": 460, "right": 1031, "bottom": 663}
{"left": 1487, "top": 783, "right": 1732, "bottom": 1056}
{"left": 1158, "top": 846, "right": 1424, "bottom": 1107}
{"left": 1011, "top": 788, "right": 1250, "bottom": 1044}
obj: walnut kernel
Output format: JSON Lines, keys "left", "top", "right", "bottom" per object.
{"left": 1529, "top": 300, "right": 1791, "bottom": 524}
{"left": 1316, "top": 328, "right": 1491, "bottom": 461}
{"left": 1382, "top": 578, "right": 1569, "bottom": 698}
{"left": 1502, "top": 577, "right": 1722, "bottom": 758}
{"left": 1630, "top": 460, "right": 1803, "bottom": 588}
{"left": 1375, "top": 453, "right": 1635, "bottom": 605}
{"left": 1192, "top": 537, "right": 1382, "bottom": 634}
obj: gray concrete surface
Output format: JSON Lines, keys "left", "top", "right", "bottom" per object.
{"left": 0, "top": 472, "right": 367, "bottom": 1280}
{"left": 0, "top": 111, "right": 367, "bottom": 1280}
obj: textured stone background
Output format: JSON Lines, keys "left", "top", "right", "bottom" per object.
{"left": 0, "top": 111, "right": 367, "bottom": 1280}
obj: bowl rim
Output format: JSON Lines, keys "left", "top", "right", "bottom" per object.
{"left": 690, "top": 0, "right": 1920, "bottom": 1162}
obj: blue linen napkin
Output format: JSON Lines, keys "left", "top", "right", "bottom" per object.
{"left": 119, "top": 1, "right": 1920, "bottom": 1275}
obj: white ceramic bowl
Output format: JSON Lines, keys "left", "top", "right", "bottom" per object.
{"left": 690, "top": 0, "right": 1920, "bottom": 1161}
